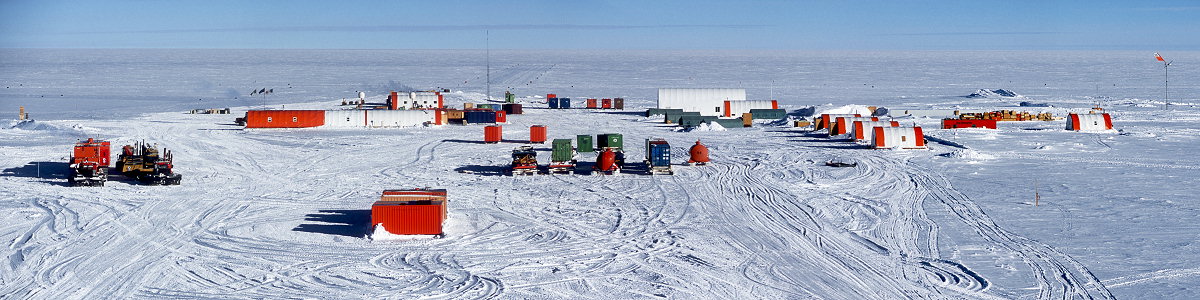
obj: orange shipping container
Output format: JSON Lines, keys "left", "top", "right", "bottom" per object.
{"left": 484, "top": 125, "right": 503, "bottom": 143}
{"left": 495, "top": 110, "right": 507, "bottom": 123}
{"left": 371, "top": 200, "right": 445, "bottom": 235}
{"left": 587, "top": 98, "right": 598, "bottom": 108}
{"left": 530, "top": 125, "right": 547, "bottom": 143}
{"left": 244, "top": 110, "right": 326, "bottom": 128}
{"left": 382, "top": 189, "right": 448, "bottom": 219}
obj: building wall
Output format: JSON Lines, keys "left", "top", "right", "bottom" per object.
{"left": 723, "top": 100, "right": 778, "bottom": 117}
{"left": 873, "top": 127, "right": 926, "bottom": 149}
{"left": 853, "top": 121, "right": 901, "bottom": 141}
{"left": 1067, "top": 113, "right": 1113, "bottom": 131}
{"left": 658, "top": 88, "right": 746, "bottom": 116}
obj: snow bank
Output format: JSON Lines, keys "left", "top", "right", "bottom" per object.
{"left": 816, "top": 104, "right": 875, "bottom": 116}
{"left": 6, "top": 120, "right": 98, "bottom": 133}
{"left": 940, "top": 149, "right": 996, "bottom": 160}
{"left": 368, "top": 224, "right": 439, "bottom": 241}
{"left": 674, "top": 122, "right": 727, "bottom": 132}
{"left": 964, "top": 89, "right": 1023, "bottom": 98}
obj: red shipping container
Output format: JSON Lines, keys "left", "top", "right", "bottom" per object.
{"left": 371, "top": 200, "right": 445, "bottom": 235}
{"left": 245, "top": 110, "right": 326, "bottom": 128}
{"left": 586, "top": 98, "right": 598, "bottom": 108}
{"left": 602, "top": 98, "right": 612, "bottom": 109}
{"left": 382, "top": 189, "right": 448, "bottom": 219}
{"left": 546, "top": 93, "right": 557, "bottom": 99}
{"left": 389, "top": 91, "right": 399, "bottom": 110}
{"left": 942, "top": 119, "right": 997, "bottom": 129}
{"left": 530, "top": 125, "right": 547, "bottom": 143}
{"left": 495, "top": 110, "right": 507, "bottom": 123}
{"left": 484, "top": 125, "right": 502, "bottom": 143}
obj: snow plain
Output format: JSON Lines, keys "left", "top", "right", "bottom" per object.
{"left": 1, "top": 49, "right": 1198, "bottom": 299}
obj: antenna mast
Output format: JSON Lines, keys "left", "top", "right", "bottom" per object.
{"left": 1156, "top": 52, "right": 1171, "bottom": 110}
{"left": 486, "top": 30, "right": 491, "bottom": 102}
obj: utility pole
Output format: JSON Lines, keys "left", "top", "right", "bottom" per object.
{"left": 1156, "top": 52, "right": 1172, "bottom": 110}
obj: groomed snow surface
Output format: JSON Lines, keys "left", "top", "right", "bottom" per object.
{"left": 1, "top": 50, "right": 1199, "bottom": 299}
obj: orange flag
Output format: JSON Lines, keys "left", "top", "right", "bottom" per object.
{"left": 1156, "top": 52, "right": 1165, "bottom": 62}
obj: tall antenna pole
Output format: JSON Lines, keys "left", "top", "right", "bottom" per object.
{"left": 1156, "top": 52, "right": 1171, "bottom": 110}
{"left": 486, "top": 30, "right": 491, "bottom": 102}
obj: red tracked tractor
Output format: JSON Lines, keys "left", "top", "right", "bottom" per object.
{"left": 116, "top": 141, "right": 182, "bottom": 185}
{"left": 68, "top": 138, "right": 111, "bottom": 187}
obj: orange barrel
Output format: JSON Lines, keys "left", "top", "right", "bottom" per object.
{"left": 530, "top": 125, "right": 547, "bottom": 143}
{"left": 688, "top": 141, "right": 710, "bottom": 164}
{"left": 484, "top": 125, "right": 502, "bottom": 143}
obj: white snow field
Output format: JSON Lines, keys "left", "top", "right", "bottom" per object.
{"left": 1, "top": 49, "right": 1198, "bottom": 299}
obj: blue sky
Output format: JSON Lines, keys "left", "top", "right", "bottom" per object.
{"left": 1, "top": 0, "right": 1197, "bottom": 50}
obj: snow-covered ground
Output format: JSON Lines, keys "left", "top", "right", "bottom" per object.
{"left": 1, "top": 49, "right": 1198, "bottom": 299}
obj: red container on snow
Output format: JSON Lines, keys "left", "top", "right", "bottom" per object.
{"left": 495, "top": 110, "right": 507, "bottom": 123}
{"left": 601, "top": 98, "right": 612, "bottom": 109}
{"left": 244, "top": 110, "right": 326, "bottom": 128}
{"left": 546, "top": 93, "right": 557, "bottom": 99}
{"left": 942, "top": 119, "right": 997, "bottom": 129}
{"left": 530, "top": 125, "right": 547, "bottom": 143}
{"left": 586, "top": 98, "right": 598, "bottom": 108}
{"left": 371, "top": 202, "right": 443, "bottom": 235}
{"left": 484, "top": 125, "right": 502, "bottom": 143}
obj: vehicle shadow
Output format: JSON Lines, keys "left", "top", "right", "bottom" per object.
{"left": 454, "top": 165, "right": 510, "bottom": 176}
{"left": 1, "top": 161, "right": 70, "bottom": 179}
{"left": 292, "top": 209, "right": 372, "bottom": 238}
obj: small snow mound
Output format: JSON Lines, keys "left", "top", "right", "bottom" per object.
{"left": 965, "top": 89, "right": 1022, "bottom": 98}
{"left": 816, "top": 104, "right": 875, "bottom": 116}
{"left": 368, "top": 224, "right": 439, "bottom": 241}
{"left": 940, "top": 149, "right": 995, "bottom": 160}
{"left": 674, "top": 122, "right": 727, "bottom": 132}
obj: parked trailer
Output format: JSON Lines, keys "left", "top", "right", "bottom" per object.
{"left": 510, "top": 146, "right": 539, "bottom": 176}
{"left": 645, "top": 138, "right": 673, "bottom": 175}
{"left": 68, "top": 138, "right": 111, "bottom": 187}
{"left": 549, "top": 139, "right": 577, "bottom": 174}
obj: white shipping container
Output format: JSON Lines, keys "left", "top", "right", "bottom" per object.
{"left": 723, "top": 100, "right": 778, "bottom": 117}
{"left": 658, "top": 88, "right": 745, "bottom": 116}
{"left": 324, "top": 110, "right": 368, "bottom": 128}
{"left": 873, "top": 126, "right": 927, "bottom": 149}
{"left": 366, "top": 110, "right": 436, "bottom": 127}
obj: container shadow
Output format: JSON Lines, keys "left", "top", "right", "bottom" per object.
{"left": 454, "top": 165, "right": 511, "bottom": 176}
{"left": 1, "top": 161, "right": 71, "bottom": 179}
{"left": 292, "top": 209, "right": 372, "bottom": 238}
{"left": 442, "top": 139, "right": 487, "bottom": 144}
{"left": 592, "top": 111, "right": 642, "bottom": 116}
{"left": 807, "top": 144, "right": 869, "bottom": 149}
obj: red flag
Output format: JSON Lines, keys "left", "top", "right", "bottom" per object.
{"left": 1156, "top": 53, "right": 1165, "bottom": 62}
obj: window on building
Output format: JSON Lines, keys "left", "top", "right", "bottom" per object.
{"left": 267, "top": 117, "right": 273, "bottom": 122}
{"left": 902, "top": 136, "right": 907, "bottom": 142}
{"left": 715, "top": 107, "right": 721, "bottom": 112}
{"left": 292, "top": 117, "right": 298, "bottom": 122}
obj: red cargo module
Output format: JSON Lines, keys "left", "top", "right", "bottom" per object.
{"left": 586, "top": 98, "right": 598, "bottom": 109}
{"left": 382, "top": 188, "right": 448, "bottom": 220}
{"left": 72, "top": 138, "right": 111, "bottom": 167}
{"left": 530, "top": 125, "right": 547, "bottom": 143}
{"left": 942, "top": 119, "right": 997, "bottom": 129}
{"left": 546, "top": 93, "right": 557, "bottom": 99}
{"left": 371, "top": 200, "right": 445, "bottom": 235}
{"left": 601, "top": 98, "right": 612, "bottom": 109}
{"left": 484, "top": 125, "right": 503, "bottom": 143}
{"left": 495, "top": 110, "right": 507, "bottom": 123}
{"left": 244, "top": 110, "right": 326, "bottom": 128}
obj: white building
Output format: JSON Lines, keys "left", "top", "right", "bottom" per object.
{"left": 1066, "top": 113, "right": 1113, "bottom": 131}
{"left": 323, "top": 110, "right": 441, "bottom": 128}
{"left": 723, "top": 100, "right": 778, "bottom": 117}
{"left": 872, "top": 127, "right": 926, "bottom": 149}
{"left": 658, "top": 88, "right": 746, "bottom": 116}
{"left": 852, "top": 121, "right": 900, "bottom": 142}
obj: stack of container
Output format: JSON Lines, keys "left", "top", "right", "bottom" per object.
{"left": 371, "top": 189, "right": 448, "bottom": 235}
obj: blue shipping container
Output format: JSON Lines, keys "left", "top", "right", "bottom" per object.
{"left": 548, "top": 97, "right": 560, "bottom": 109}
{"left": 465, "top": 110, "right": 497, "bottom": 124}
{"left": 647, "top": 141, "right": 671, "bottom": 167}
{"left": 559, "top": 98, "right": 571, "bottom": 109}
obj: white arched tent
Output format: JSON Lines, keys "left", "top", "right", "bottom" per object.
{"left": 1066, "top": 113, "right": 1113, "bottom": 131}
{"left": 853, "top": 121, "right": 901, "bottom": 142}
{"left": 831, "top": 116, "right": 880, "bottom": 136}
{"left": 872, "top": 127, "right": 926, "bottom": 149}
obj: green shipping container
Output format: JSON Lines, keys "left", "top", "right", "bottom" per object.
{"left": 749, "top": 109, "right": 786, "bottom": 120}
{"left": 664, "top": 111, "right": 702, "bottom": 124}
{"left": 646, "top": 108, "right": 684, "bottom": 117}
{"left": 678, "top": 115, "right": 718, "bottom": 127}
{"left": 552, "top": 139, "right": 574, "bottom": 162}
{"left": 505, "top": 92, "right": 515, "bottom": 103}
{"left": 598, "top": 133, "right": 623, "bottom": 150}
{"left": 712, "top": 118, "right": 743, "bottom": 129}
{"left": 577, "top": 135, "right": 594, "bottom": 152}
